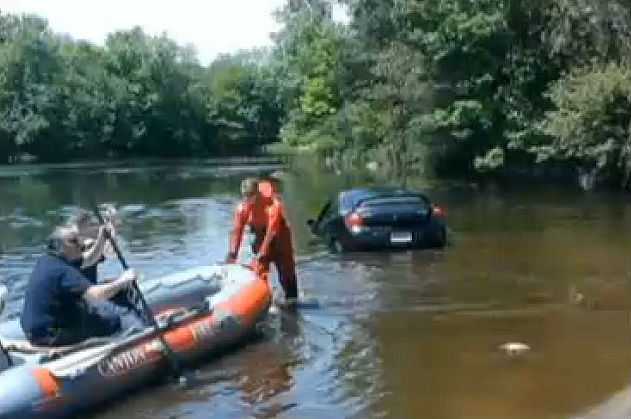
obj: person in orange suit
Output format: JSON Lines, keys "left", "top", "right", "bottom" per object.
{"left": 227, "top": 177, "right": 298, "bottom": 303}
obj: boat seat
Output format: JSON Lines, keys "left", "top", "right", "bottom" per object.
{"left": 0, "top": 320, "right": 49, "bottom": 367}
{"left": 0, "top": 319, "right": 90, "bottom": 355}
{"left": 0, "top": 318, "right": 138, "bottom": 358}
{"left": 1, "top": 337, "right": 67, "bottom": 356}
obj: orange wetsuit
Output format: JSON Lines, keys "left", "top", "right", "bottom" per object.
{"left": 228, "top": 181, "right": 298, "bottom": 299}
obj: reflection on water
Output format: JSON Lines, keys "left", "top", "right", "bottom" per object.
{"left": 1, "top": 158, "right": 631, "bottom": 419}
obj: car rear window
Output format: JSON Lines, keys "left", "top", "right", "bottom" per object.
{"left": 340, "top": 190, "right": 432, "bottom": 214}
{"left": 359, "top": 196, "right": 429, "bottom": 208}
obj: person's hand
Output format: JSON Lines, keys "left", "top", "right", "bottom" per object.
{"left": 251, "top": 257, "right": 267, "bottom": 274}
{"left": 82, "top": 237, "right": 95, "bottom": 250}
{"left": 103, "top": 204, "right": 121, "bottom": 227}
{"left": 95, "top": 225, "right": 111, "bottom": 241}
{"left": 119, "top": 269, "right": 137, "bottom": 286}
{"left": 102, "top": 223, "right": 114, "bottom": 237}
{"left": 225, "top": 252, "right": 237, "bottom": 264}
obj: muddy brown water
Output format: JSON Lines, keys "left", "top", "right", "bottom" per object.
{"left": 1, "top": 159, "right": 630, "bottom": 419}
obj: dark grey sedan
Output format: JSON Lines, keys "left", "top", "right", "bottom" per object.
{"left": 307, "top": 187, "right": 447, "bottom": 252}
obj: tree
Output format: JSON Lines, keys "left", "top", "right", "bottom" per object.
{"left": 0, "top": 14, "right": 66, "bottom": 161}
{"left": 0, "top": 14, "right": 282, "bottom": 162}
{"left": 540, "top": 63, "right": 631, "bottom": 189}
{"left": 202, "top": 50, "right": 282, "bottom": 153}
{"left": 272, "top": 2, "right": 346, "bottom": 151}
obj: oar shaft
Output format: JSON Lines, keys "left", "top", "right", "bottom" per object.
{"left": 103, "top": 232, "right": 129, "bottom": 270}
{"left": 92, "top": 205, "right": 183, "bottom": 376}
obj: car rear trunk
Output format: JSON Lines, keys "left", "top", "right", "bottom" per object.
{"left": 355, "top": 197, "right": 431, "bottom": 228}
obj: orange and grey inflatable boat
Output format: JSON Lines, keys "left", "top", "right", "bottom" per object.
{"left": 0, "top": 264, "right": 271, "bottom": 418}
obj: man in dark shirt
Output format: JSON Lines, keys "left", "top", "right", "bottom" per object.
{"left": 21, "top": 225, "right": 136, "bottom": 347}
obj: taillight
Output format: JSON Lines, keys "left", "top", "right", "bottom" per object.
{"left": 345, "top": 212, "right": 364, "bottom": 233}
{"left": 432, "top": 205, "right": 446, "bottom": 218}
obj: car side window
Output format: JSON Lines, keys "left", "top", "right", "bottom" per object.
{"left": 339, "top": 193, "right": 352, "bottom": 216}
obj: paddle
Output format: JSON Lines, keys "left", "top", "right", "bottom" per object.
{"left": 0, "top": 284, "right": 13, "bottom": 366}
{"left": 91, "top": 204, "right": 188, "bottom": 385}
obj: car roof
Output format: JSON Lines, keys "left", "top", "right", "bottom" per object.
{"left": 339, "top": 187, "right": 428, "bottom": 211}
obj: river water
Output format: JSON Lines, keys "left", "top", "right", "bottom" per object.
{"left": 1, "top": 158, "right": 630, "bottom": 419}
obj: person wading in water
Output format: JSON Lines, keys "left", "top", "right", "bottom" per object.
{"left": 227, "top": 177, "right": 298, "bottom": 305}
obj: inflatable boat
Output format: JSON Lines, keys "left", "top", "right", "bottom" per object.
{"left": 0, "top": 264, "right": 271, "bottom": 418}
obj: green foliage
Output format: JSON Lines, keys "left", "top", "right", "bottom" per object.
{"left": 0, "top": 13, "right": 283, "bottom": 162}
{"left": 273, "top": 2, "right": 345, "bottom": 148}
{"left": 540, "top": 63, "right": 631, "bottom": 188}
{"left": 5, "top": 0, "right": 631, "bottom": 190}
{"left": 203, "top": 52, "right": 282, "bottom": 152}
{"left": 285, "top": 0, "right": 631, "bottom": 188}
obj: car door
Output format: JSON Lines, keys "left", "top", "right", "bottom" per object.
{"left": 319, "top": 197, "right": 343, "bottom": 239}
{"left": 311, "top": 199, "right": 332, "bottom": 235}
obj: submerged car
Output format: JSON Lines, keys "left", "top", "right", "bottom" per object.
{"left": 307, "top": 187, "right": 447, "bottom": 252}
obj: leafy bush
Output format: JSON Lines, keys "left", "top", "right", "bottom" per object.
{"left": 540, "top": 62, "right": 631, "bottom": 188}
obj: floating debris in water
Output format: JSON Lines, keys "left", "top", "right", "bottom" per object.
{"left": 104, "top": 168, "right": 134, "bottom": 175}
{"left": 499, "top": 342, "right": 531, "bottom": 356}
{"left": 119, "top": 204, "right": 146, "bottom": 215}
{"left": 568, "top": 285, "right": 583, "bottom": 304}
{"left": 0, "top": 209, "right": 45, "bottom": 229}
{"left": 56, "top": 206, "right": 81, "bottom": 218}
